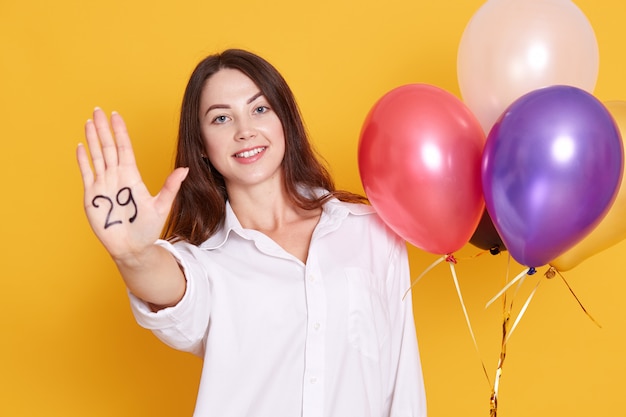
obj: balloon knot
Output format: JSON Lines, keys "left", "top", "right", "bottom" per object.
{"left": 545, "top": 267, "right": 556, "bottom": 279}
{"left": 527, "top": 267, "right": 537, "bottom": 276}
{"left": 445, "top": 254, "right": 458, "bottom": 264}
{"left": 489, "top": 245, "right": 501, "bottom": 255}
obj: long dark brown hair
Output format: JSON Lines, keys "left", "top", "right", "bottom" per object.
{"left": 163, "top": 49, "right": 366, "bottom": 245}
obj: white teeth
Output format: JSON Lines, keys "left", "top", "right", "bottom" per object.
{"left": 235, "top": 147, "right": 265, "bottom": 158}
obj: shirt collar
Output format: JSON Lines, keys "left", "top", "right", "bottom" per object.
{"left": 198, "top": 201, "right": 243, "bottom": 250}
{"left": 198, "top": 189, "right": 374, "bottom": 250}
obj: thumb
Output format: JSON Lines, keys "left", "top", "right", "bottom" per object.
{"left": 154, "top": 167, "right": 190, "bottom": 215}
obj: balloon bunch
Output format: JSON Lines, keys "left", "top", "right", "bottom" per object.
{"left": 358, "top": 0, "right": 625, "bottom": 415}
{"left": 359, "top": 0, "right": 624, "bottom": 267}
{"left": 461, "top": 0, "right": 624, "bottom": 273}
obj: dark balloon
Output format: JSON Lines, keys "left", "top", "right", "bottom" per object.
{"left": 469, "top": 209, "right": 506, "bottom": 254}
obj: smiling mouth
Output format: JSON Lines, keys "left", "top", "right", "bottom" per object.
{"left": 234, "top": 147, "right": 267, "bottom": 158}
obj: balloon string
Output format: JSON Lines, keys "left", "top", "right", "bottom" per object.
{"left": 402, "top": 255, "right": 446, "bottom": 301}
{"left": 402, "top": 254, "right": 491, "bottom": 387}
{"left": 448, "top": 260, "right": 492, "bottom": 388}
{"left": 458, "top": 248, "right": 490, "bottom": 260}
{"left": 490, "top": 254, "right": 512, "bottom": 417}
{"left": 489, "top": 263, "right": 601, "bottom": 415}
{"left": 459, "top": 246, "right": 503, "bottom": 261}
{"left": 504, "top": 278, "right": 542, "bottom": 345}
{"left": 503, "top": 253, "right": 511, "bottom": 308}
{"left": 485, "top": 267, "right": 530, "bottom": 309}
{"left": 489, "top": 311, "right": 507, "bottom": 417}
{"left": 548, "top": 267, "right": 602, "bottom": 328}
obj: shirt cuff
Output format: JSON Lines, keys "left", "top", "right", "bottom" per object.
{"left": 127, "top": 239, "right": 194, "bottom": 330}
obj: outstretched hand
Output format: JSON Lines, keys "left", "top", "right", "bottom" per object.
{"left": 76, "top": 108, "right": 188, "bottom": 263}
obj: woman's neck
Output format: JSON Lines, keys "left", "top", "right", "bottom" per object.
{"left": 228, "top": 182, "right": 322, "bottom": 263}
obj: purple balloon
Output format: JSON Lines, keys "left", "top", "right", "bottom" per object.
{"left": 482, "top": 85, "right": 623, "bottom": 268}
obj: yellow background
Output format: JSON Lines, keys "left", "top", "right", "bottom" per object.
{"left": 1, "top": 0, "right": 625, "bottom": 416}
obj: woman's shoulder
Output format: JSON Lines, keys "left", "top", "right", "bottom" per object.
{"left": 336, "top": 199, "right": 376, "bottom": 215}
{"left": 322, "top": 196, "right": 375, "bottom": 219}
{"left": 325, "top": 199, "right": 402, "bottom": 239}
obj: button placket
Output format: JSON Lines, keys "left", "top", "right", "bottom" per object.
{"left": 301, "top": 261, "right": 326, "bottom": 417}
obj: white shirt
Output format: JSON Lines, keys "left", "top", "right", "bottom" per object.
{"left": 129, "top": 197, "right": 427, "bottom": 417}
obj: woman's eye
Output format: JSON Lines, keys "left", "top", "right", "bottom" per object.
{"left": 255, "top": 106, "right": 269, "bottom": 114}
{"left": 213, "top": 115, "right": 229, "bottom": 124}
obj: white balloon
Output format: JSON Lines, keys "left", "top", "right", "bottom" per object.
{"left": 457, "top": 0, "right": 599, "bottom": 133}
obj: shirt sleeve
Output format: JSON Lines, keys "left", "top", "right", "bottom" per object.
{"left": 127, "top": 239, "right": 211, "bottom": 357}
{"left": 386, "top": 237, "right": 428, "bottom": 417}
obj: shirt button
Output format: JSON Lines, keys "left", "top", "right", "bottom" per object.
{"left": 310, "top": 377, "right": 318, "bottom": 384}
{"left": 313, "top": 322, "right": 321, "bottom": 330}
{"left": 308, "top": 274, "right": 316, "bottom": 282}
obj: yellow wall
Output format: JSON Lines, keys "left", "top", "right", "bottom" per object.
{"left": 1, "top": 0, "right": 624, "bottom": 416}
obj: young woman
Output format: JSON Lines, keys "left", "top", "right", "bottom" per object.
{"left": 77, "top": 49, "right": 426, "bottom": 417}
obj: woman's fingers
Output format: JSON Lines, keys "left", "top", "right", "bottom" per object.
{"left": 84, "top": 117, "right": 106, "bottom": 178}
{"left": 155, "top": 167, "right": 189, "bottom": 216}
{"left": 110, "top": 111, "right": 137, "bottom": 168}
{"left": 76, "top": 143, "right": 94, "bottom": 188}
{"left": 81, "top": 108, "right": 140, "bottom": 183}
{"left": 92, "top": 107, "right": 119, "bottom": 169}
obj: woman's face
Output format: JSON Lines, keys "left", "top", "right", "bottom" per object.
{"left": 199, "top": 68, "right": 286, "bottom": 193}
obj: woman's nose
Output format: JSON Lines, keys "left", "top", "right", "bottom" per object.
{"left": 235, "top": 118, "right": 256, "bottom": 140}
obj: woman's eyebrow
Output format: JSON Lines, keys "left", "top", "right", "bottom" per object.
{"left": 204, "top": 92, "right": 264, "bottom": 117}
{"left": 205, "top": 103, "right": 229, "bottom": 116}
{"left": 247, "top": 91, "right": 263, "bottom": 104}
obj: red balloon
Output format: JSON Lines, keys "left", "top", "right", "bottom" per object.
{"left": 358, "top": 84, "right": 485, "bottom": 255}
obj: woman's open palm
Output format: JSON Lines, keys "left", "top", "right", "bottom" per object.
{"left": 76, "top": 108, "right": 188, "bottom": 261}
